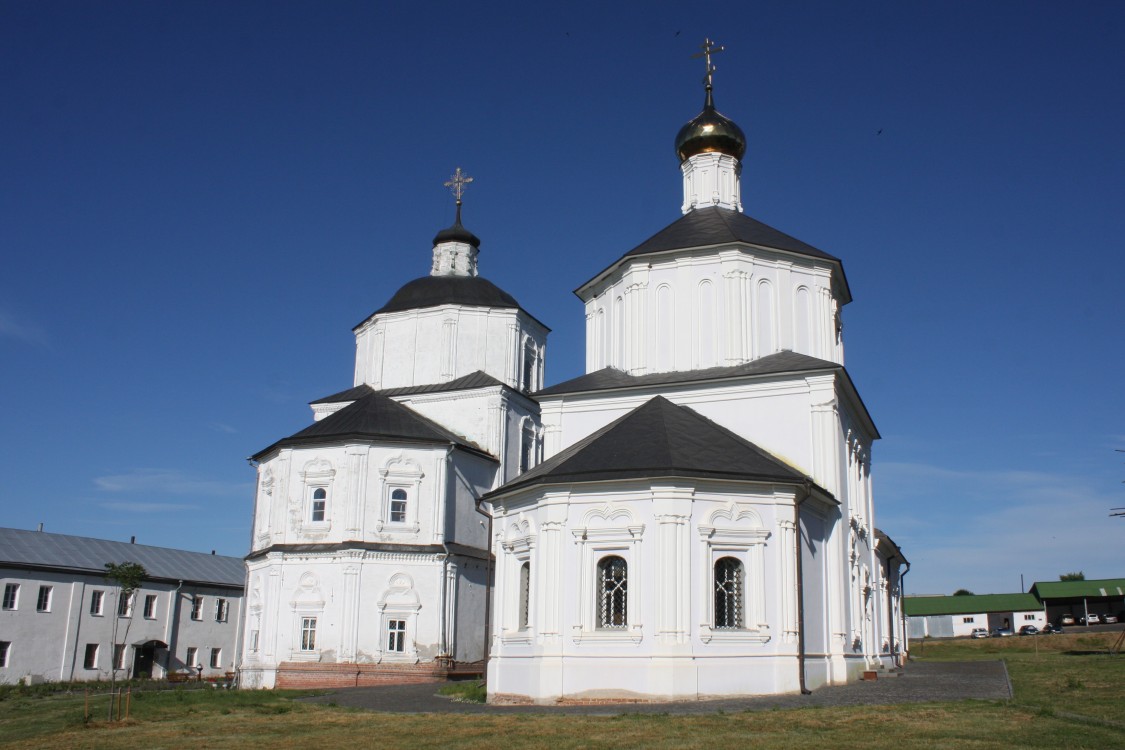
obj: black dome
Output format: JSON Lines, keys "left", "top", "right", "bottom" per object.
{"left": 372, "top": 275, "right": 521, "bottom": 316}
{"left": 432, "top": 222, "right": 480, "bottom": 248}
{"left": 674, "top": 91, "right": 747, "bottom": 162}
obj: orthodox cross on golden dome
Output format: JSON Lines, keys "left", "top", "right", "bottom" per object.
{"left": 444, "top": 167, "right": 474, "bottom": 207}
{"left": 692, "top": 38, "right": 725, "bottom": 89}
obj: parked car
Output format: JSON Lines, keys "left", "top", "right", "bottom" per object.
{"left": 970, "top": 628, "right": 989, "bottom": 639}
{"left": 1041, "top": 623, "right": 1062, "bottom": 634}
{"left": 1018, "top": 625, "right": 1040, "bottom": 636}
{"left": 1102, "top": 614, "right": 1119, "bottom": 624}
{"left": 1079, "top": 614, "right": 1101, "bottom": 625}
{"left": 1059, "top": 614, "right": 1076, "bottom": 626}
{"left": 991, "top": 627, "right": 1014, "bottom": 637}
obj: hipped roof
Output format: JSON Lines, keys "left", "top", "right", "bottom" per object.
{"left": 487, "top": 395, "right": 808, "bottom": 499}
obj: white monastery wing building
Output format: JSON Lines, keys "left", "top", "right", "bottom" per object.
{"left": 0, "top": 527, "right": 244, "bottom": 685}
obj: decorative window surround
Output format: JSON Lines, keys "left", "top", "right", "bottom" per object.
{"left": 377, "top": 455, "right": 423, "bottom": 533}
{"left": 500, "top": 516, "right": 536, "bottom": 640}
{"left": 570, "top": 505, "right": 644, "bottom": 645}
{"left": 299, "top": 458, "right": 335, "bottom": 534}
{"left": 289, "top": 572, "right": 325, "bottom": 661}
{"left": 376, "top": 573, "right": 421, "bottom": 662}
{"left": 697, "top": 503, "right": 771, "bottom": 644}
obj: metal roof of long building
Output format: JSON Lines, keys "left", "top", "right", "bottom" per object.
{"left": 903, "top": 593, "right": 1042, "bottom": 617}
{"left": 0, "top": 527, "right": 245, "bottom": 587}
{"left": 1029, "top": 578, "right": 1125, "bottom": 600}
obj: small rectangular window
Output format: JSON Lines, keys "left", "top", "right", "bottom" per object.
{"left": 387, "top": 619, "right": 406, "bottom": 653}
{"left": 185, "top": 647, "right": 198, "bottom": 668}
{"left": 90, "top": 590, "right": 105, "bottom": 616}
{"left": 210, "top": 648, "right": 221, "bottom": 669}
{"left": 37, "top": 586, "right": 52, "bottom": 613}
{"left": 118, "top": 592, "right": 134, "bottom": 617}
{"left": 0, "top": 641, "right": 10, "bottom": 668}
{"left": 84, "top": 644, "right": 99, "bottom": 670}
{"left": 215, "top": 598, "right": 228, "bottom": 622}
{"left": 389, "top": 488, "right": 407, "bottom": 524}
{"left": 300, "top": 617, "right": 317, "bottom": 651}
{"left": 144, "top": 594, "right": 157, "bottom": 619}
{"left": 2, "top": 583, "right": 19, "bottom": 611}
{"left": 113, "top": 644, "right": 126, "bottom": 671}
{"left": 310, "top": 487, "right": 327, "bottom": 523}
{"left": 1024, "top": 614, "right": 1036, "bottom": 621}
{"left": 190, "top": 595, "right": 203, "bottom": 620}
{"left": 962, "top": 617, "right": 974, "bottom": 624}
{"left": 249, "top": 630, "right": 260, "bottom": 652}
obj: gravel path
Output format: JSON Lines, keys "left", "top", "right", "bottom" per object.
{"left": 300, "top": 660, "right": 1011, "bottom": 715}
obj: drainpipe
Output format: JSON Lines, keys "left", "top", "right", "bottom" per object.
{"left": 899, "top": 562, "right": 911, "bottom": 662}
{"left": 165, "top": 580, "right": 184, "bottom": 675}
{"left": 474, "top": 496, "right": 494, "bottom": 675}
{"left": 795, "top": 483, "right": 811, "bottom": 695}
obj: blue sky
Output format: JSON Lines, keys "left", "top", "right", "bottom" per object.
{"left": 2, "top": 1, "right": 1122, "bottom": 596}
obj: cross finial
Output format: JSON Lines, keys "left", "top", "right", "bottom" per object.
{"left": 691, "top": 38, "right": 725, "bottom": 91}
{"left": 444, "top": 167, "right": 474, "bottom": 206}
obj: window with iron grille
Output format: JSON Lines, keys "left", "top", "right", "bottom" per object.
{"left": 597, "top": 556, "right": 628, "bottom": 629}
{"left": 714, "top": 557, "right": 744, "bottom": 629}
{"left": 300, "top": 617, "right": 317, "bottom": 651}
{"left": 519, "top": 562, "right": 531, "bottom": 629}
{"left": 2, "top": 584, "right": 19, "bottom": 611}
{"left": 37, "top": 586, "right": 52, "bottom": 613}
{"left": 387, "top": 619, "right": 406, "bottom": 652}
{"left": 389, "top": 489, "right": 407, "bottom": 524}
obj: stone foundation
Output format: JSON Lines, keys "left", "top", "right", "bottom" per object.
{"left": 274, "top": 660, "right": 484, "bottom": 689}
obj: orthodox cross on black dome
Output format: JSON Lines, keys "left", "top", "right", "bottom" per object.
{"left": 691, "top": 38, "right": 725, "bottom": 107}
{"left": 444, "top": 167, "right": 474, "bottom": 225}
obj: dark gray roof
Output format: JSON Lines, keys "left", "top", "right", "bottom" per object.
{"left": 310, "top": 371, "right": 511, "bottom": 406}
{"left": 537, "top": 351, "right": 838, "bottom": 397}
{"left": 355, "top": 276, "right": 549, "bottom": 331}
{"left": 487, "top": 396, "right": 806, "bottom": 498}
{"left": 578, "top": 207, "right": 851, "bottom": 303}
{"left": 0, "top": 527, "right": 244, "bottom": 587}
{"left": 254, "top": 391, "right": 495, "bottom": 461}
{"left": 246, "top": 540, "right": 489, "bottom": 562}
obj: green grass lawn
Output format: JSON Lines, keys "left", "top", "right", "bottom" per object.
{"left": 1, "top": 634, "right": 1121, "bottom": 749}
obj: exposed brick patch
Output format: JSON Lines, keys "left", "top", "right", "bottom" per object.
{"left": 276, "top": 661, "right": 453, "bottom": 689}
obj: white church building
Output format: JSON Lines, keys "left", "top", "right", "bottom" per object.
{"left": 240, "top": 47, "right": 907, "bottom": 700}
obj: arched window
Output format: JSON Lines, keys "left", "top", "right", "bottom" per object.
{"left": 519, "top": 562, "right": 531, "bottom": 629}
{"left": 714, "top": 557, "right": 744, "bottom": 629}
{"left": 389, "top": 488, "right": 408, "bottom": 524}
{"left": 519, "top": 423, "right": 535, "bottom": 474}
{"left": 597, "top": 556, "right": 628, "bottom": 629}
{"left": 310, "top": 488, "right": 327, "bottom": 523}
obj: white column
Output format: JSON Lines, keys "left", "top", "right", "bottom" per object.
{"left": 778, "top": 519, "right": 798, "bottom": 643}
{"left": 345, "top": 446, "right": 367, "bottom": 537}
{"left": 340, "top": 563, "right": 360, "bottom": 661}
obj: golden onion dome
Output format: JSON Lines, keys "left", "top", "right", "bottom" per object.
{"left": 674, "top": 88, "right": 747, "bottom": 163}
